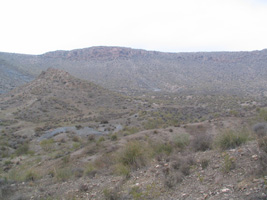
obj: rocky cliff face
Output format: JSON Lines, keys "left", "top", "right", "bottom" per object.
{"left": 42, "top": 46, "right": 159, "bottom": 61}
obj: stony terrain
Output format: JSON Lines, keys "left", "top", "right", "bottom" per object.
{"left": 1, "top": 118, "right": 266, "bottom": 200}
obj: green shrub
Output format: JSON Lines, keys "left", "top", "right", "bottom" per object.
{"left": 55, "top": 168, "right": 72, "bottom": 181}
{"left": 143, "top": 118, "right": 164, "bottom": 130}
{"left": 116, "top": 140, "right": 151, "bottom": 170}
{"left": 259, "top": 108, "right": 267, "bottom": 121}
{"left": 103, "top": 187, "right": 121, "bottom": 200}
{"left": 110, "top": 134, "right": 118, "bottom": 141}
{"left": 113, "top": 163, "right": 130, "bottom": 177}
{"left": 152, "top": 142, "right": 173, "bottom": 156}
{"left": 222, "top": 153, "right": 235, "bottom": 173}
{"left": 4, "top": 160, "right": 12, "bottom": 166}
{"left": 130, "top": 186, "right": 143, "bottom": 200}
{"left": 173, "top": 133, "right": 190, "bottom": 149}
{"left": 62, "top": 155, "right": 70, "bottom": 164}
{"left": 258, "top": 136, "right": 267, "bottom": 153}
{"left": 123, "top": 126, "right": 139, "bottom": 135}
{"left": 97, "top": 136, "right": 105, "bottom": 145}
{"left": 24, "top": 170, "right": 38, "bottom": 181}
{"left": 8, "top": 168, "right": 39, "bottom": 182}
{"left": 15, "top": 143, "right": 31, "bottom": 156}
{"left": 84, "top": 163, "right": 97, "bottom": 177}
{"left": 40, "top": 139, "right": 55, "bottom": 152}
{"left": 8, "top": 168, "right": 23, "bottom": 181}
{"left": 72, "top": 142, "right": 81, "bottom": 150}
{"left": 201, "top": 159, "right": 209, "bottom": 169}
{"left": 214, "top": 129, "right": 250, "bottom": 150}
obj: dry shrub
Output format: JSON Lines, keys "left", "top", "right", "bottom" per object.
{"left": 163, "top": 154, "right": 196, "bottom": 188}
{"left": 258, "top": 151, "right": 267, "bottom": 176}
{"left": 253, "top": 123, "right": 267, "bottom": 138}
{"left": 191, "top": 133, "right": 213, "bottom": 152}
{"left": 164, "top": 171, "right": 183, "bottom": 188}
{"left": 201, "top": 159, "right": 209, "bottom": 169}
{"left": 103, "top": 186, "right": 122, "bottom": 200}
{"left": 258, "top": 136, "right": 267, "bottom": 153}
{"left": 72, "top": 168, "right": 84, "bottom": 178}
{"left": 253, "top": 123, "right": 267, "bottom": 176}
{"left": 94, "top": 153, "right": 115, "bottom": 169}
{"left": 173, "top": 133, "right": 190, "bottom": 150}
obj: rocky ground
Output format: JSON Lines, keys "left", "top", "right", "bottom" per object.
{"left": 1, "top": 141, "right": 266, "bottom": 200}
{"left": 1, "top": 118, "right": 266, "bottom": 200}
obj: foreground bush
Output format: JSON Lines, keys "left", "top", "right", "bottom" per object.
{"left": 116, "top": 140, "right": 152, "bottom": 170}
{"left": 214, "top": 128, "right": 251, "bottom": 150}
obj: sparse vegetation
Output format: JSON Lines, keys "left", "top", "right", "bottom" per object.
{"left": 0, "top": 63, "right": 266, "bottom": 199}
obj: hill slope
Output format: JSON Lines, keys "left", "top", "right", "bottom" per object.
{"left": 0, "top": 47, "right": 267, "bottom": 95}
{"left": 0, "top": 68, "right": 134, "bottom": 123}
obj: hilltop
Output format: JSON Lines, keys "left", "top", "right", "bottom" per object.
{"left": 0, "top": 46, "right": 266, "bottom": 95}
{"left": 0, "top": 68, "right": 135, "bottom": 123}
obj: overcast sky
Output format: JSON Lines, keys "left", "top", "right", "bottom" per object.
{"left": 1, "top": 0, "right": 267, "bottom": 54}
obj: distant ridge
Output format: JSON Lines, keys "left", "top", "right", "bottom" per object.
{"left": 42, "top": 46, "right": 160, "bottom": 61}
{"left": 0, "top": 46, "right": 266, "bottom": 95}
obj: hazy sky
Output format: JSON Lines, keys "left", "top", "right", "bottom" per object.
{"left": 1, "top": 0, "right": 267, "bottom": 54}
